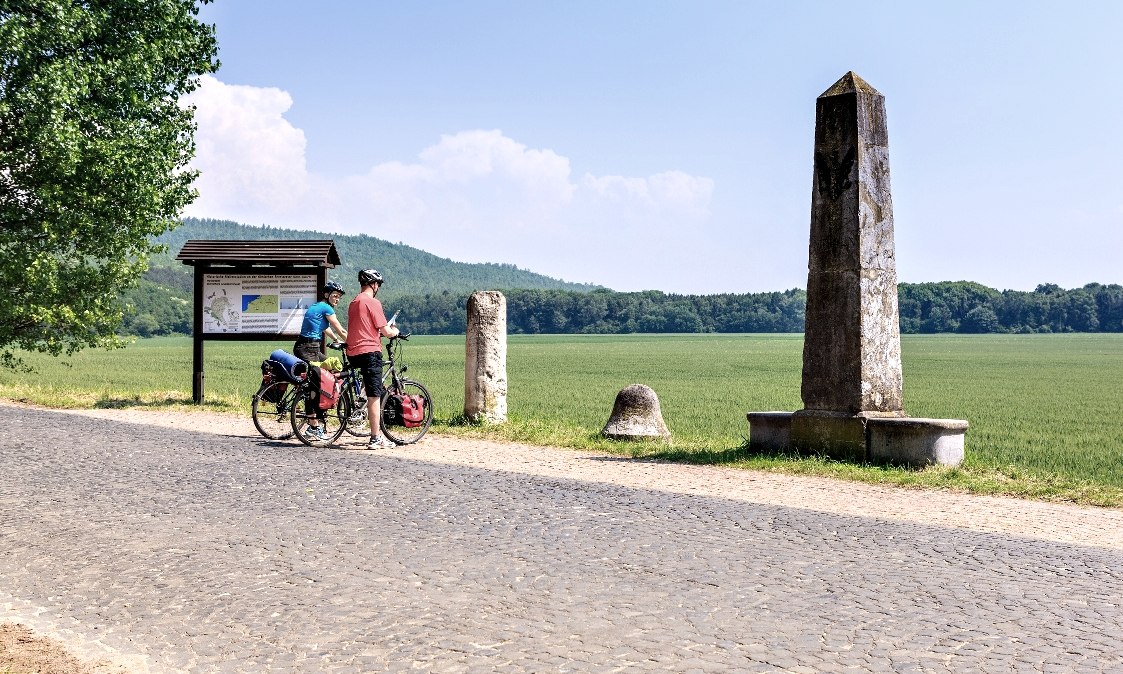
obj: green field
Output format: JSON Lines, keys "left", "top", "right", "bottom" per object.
{"left": 3, "top": 334, "right": 1121, "bottom": 505}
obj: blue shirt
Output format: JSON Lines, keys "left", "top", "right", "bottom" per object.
{"left": 300, "top": 301, "right": 335, "bottom": 339}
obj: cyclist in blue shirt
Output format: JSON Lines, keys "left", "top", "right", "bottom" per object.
{"left": 294, "top": 280, "right": 348, "bottom": 363}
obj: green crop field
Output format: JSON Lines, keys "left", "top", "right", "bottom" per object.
{"left": 3, "top": 333, "right": 1121, "bottom": 505}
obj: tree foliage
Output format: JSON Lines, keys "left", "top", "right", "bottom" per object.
{"left": 390, "top": 283, "right": 1123, "bottom": 336}
{"left": 121, "top": 269, "right": 1123, "bottom": 338}
{"left": 126, "top": 221, "right": 1123, "bottom": 338}
{"left": 899, "top": 281, "right": 1123, "bottom": 334}
{"left": 0, "top": 0, "right": 218, "bottom": 366}
{"left": 118, "top": 278, "right": 190, "bottom": 336}
{"left": 393, "top": 288, "right": 808, "bottom": 336}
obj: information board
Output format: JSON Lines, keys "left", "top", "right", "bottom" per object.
{"left": 201, "top": 273, "right": 318, "bottom": 335}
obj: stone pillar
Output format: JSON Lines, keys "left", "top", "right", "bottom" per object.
{"left": 464, "top": 291, "right": 507, "bottom": 423}
{"left": 791, "top": 71, "right": 905, "bottom": 459}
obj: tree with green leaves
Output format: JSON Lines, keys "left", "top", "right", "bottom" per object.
{"left": 0, "top": 0, "right": 218, "bottom": 367}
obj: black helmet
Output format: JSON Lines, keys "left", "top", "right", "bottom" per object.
{"left": 358, "top": 268, "right": 384, "bottom": 286}
{"left": 323, "top": 280, "right": 345, "bottom": 295}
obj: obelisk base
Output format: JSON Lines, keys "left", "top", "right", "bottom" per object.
{"left": 867, "top": 417, "right": 968, "bottom": 467}
{"left": 747, "top": 409, "right": 967, "bottom": 467}
{"left": 790, "top": 409, "right": 899, "bottom": 461}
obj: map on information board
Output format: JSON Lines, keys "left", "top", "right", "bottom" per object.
{"left": 202, "top": 273, "right": 317, "bottom": 334}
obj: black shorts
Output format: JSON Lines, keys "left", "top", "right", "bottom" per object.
{"left": 348, "top": 351, "right": 385, "bottom": 398}
{"left": 294, "top": 337, "right": 325, "bottom": 363}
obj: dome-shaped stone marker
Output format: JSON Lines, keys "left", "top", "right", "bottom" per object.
{"left": 601, "top": 384, "right": 671, "bottom": 442}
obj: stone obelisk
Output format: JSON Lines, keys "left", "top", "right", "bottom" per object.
{"left": 747, "top": 72, "right": 967, "bottom": 466}
{"left": 790, "top": 71, "right": 905, "bottom": 459}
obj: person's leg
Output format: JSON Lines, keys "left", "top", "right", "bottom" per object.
{"left": 362, "top": 352, "right": 393, "bottom": 448}
{"left": 354, "top": 352, "right": 381, "bottom": 442}
{"left": 367, "top": 394, "right": 381, "bottom": 438}
{"left": 295, "top": 339, "right": 325, "bottom": 433}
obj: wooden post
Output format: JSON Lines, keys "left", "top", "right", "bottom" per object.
{"left": 192, "top": 265, "right": 205, "bottom": 404}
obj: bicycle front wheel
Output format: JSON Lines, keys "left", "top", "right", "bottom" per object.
{"left": 290, "top": 387, "right": 350, "bottom": 447}
{"left": 252, "top": 381, "right": 295, "bottom": 440}
{"left": 381, "top": 379, "right": 433, "bottom": 445}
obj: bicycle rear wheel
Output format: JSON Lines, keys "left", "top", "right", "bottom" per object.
{"left": 290, "top": 387, "right": 350, "bottom": 447}
{"left": 381, "top": 379, "right": 433, "bottom": 445}
{"left": 252, "top": 381, "right": 295, "bottom": 440}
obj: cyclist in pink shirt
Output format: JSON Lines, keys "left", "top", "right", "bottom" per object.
{"left": 346, "top": 268, "right": 400, "bottom": 449}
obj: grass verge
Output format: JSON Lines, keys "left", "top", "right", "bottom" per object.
{"left": 3, "top": 333, "right": 1121, "bottom": 508}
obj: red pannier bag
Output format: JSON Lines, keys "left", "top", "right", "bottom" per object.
{"left": 399, "top": 394, "right": 425, "bottom": 427}
{"left": 311, "top": 366, "right": 342, "bottom": 411}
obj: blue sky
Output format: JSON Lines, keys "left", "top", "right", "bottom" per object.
{"left": 185, "top": 1, "right": 1122, "bottom": 294}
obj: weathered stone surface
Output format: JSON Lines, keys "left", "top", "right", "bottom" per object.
{"left": 464, "top": 291, "right": 507, "bottom": 423}
{"left": 868, "top": 417, "right": 968, "bottom": 467}
{"left": 602, "top": 384, "right": 671, "bottom": 442}
{"left": 801, "top": 71, "right": 903, "bottom": 415}
{"left": 790, "top": 409, "right": 870, "bottom": 461}
{"left": 747, "top": 411, "right": 793, "bottom": 452}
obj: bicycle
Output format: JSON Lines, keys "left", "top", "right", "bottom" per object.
{"left": 251, "top": 359, "right": 301, "bottom": 440}
{"left": 326, "top": 341, "right": 370, "bottom": 439}
{"left": 327, "top": 331, "right": 433, "bottom": 445}
{"left": 288, "top": 360, "right": 351, "bottom": 447}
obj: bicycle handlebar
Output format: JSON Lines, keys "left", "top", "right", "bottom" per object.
{"left": 329, "top": 333, "right": 411, "bottom": 352}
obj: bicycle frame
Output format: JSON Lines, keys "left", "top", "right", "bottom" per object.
{"left": 328, "top": 337, "right": 404, "bottom": 400}
{"left": 327, "top": 334, "right": 432, "bottom": 444}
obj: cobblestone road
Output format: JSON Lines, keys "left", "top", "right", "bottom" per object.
{"left": 2, "top": 405, "right": 1122, "bottom": 673}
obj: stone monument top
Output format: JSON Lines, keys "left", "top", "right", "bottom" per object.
{"left": 819, "top": 71, "right": 881, "bottom": 98}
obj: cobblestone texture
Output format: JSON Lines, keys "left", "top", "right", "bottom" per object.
{"left": 2, "top": 404, "right": 1122, "bottom": 673}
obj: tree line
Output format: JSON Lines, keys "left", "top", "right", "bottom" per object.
{"left": 898, "top": 282, "right": 1122, "bottom": 334}
{"left": 393, "top": 288, "right": 807, "bottom": 335}
{"left": 119, "top": 280, "right": 1123, "bottom": 337}
{"left": 393, "top": 282, "right": 1123, "bottom": 335}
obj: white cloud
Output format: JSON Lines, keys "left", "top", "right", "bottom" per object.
{"left": 181, "top": 75, "right": 310, "bottom": 222}
{"left": 181, "top": 77, "right": 715, "bottom": 289}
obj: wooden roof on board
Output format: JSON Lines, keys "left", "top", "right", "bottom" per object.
{"left": 175, "top": 240, "right": 341, "bottom": 268}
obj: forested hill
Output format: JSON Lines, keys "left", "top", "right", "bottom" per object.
{"left": 123, "top": 219, "right": 1122, "bottom": 339}
{"left": 147, "top": 217, "right": 601, "bottom": 301}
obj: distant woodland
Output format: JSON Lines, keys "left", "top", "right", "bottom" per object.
{"left": 120, "top": 218, "right": 1122, "bottom": 337}
{"left": 121, "top": 278, "right": 1123, "bottom": 338}
{"left": 391, "top": 282, "right": 1123, "bottom": 336}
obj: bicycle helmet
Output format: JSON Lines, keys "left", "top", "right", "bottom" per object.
{"left": 358, "top": 268, "right": 384, "bottom": 286}
{"left": 323, "top": 280, "right": 345, "bottom": 295}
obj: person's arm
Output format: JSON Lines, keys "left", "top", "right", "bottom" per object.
{"left": 326, "top": 313, "right": 347, "bottom": 342}
{"left": 379, "top": 323, "right": 400, "bottom": 338}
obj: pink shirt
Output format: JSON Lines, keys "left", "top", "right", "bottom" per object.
{"left": 346, "top": 293, "right": 388, "bottom": 356}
